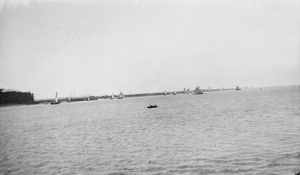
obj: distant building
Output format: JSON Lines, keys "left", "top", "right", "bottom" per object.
{"left": 0, "top": 89, "right": 34, "bottom": 105}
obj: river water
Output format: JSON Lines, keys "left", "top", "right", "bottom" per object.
{"left": 0, "top": 86, "right": 299, "bottom": 175}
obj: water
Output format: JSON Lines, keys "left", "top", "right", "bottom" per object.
{"left": 0, "top": 86, "right": 299, "bottom": 175}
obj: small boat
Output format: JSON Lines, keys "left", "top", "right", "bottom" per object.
{"left": 51, "top": 92, "right": 60, "bottom": 105}
{"left": 163, "top": 91, "right": 168, "bottom": 95}
{"left": 236, "top": 86, "right": 241, "bottom": 91}
{"left": 147, "top": 105, "right": 157, "bottom": 108}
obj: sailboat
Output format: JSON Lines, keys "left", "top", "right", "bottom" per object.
{"left": 51, "top": 92, "right": 60, "bottom": 105}
{"left": 186, "top": 88, "right": 190, "bottom": 94}
{"left": 118, "top": 92, "right": 124, "bottom": 99}
{"left": 110, "top": 93, "right": 115, "bottom": 99}
{"left": 163, "top": 91, "right": 168, "bottom": 95}
{"left": 194, "top": 86, "right": 203, "bottom": 95}
{"left": 86, "top": 92, "right": 90, "bottom": 101}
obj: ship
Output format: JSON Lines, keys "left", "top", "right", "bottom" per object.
{"left": 236, "top": 86, "right": 241, "bottom": 91}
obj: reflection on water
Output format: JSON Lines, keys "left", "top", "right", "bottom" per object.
{"left": 0, "top": 86, "right": 300, "bottom": 174}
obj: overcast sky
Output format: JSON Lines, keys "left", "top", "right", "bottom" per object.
{"left": 0, "top": 0, "right": 299, "bottom": 99}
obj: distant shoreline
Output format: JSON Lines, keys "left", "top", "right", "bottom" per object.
{"left": 0, "top": 88, "right": 234, "bottom": 107}
{"left": 1, "top": 85, "right": 299, "bottom": 107}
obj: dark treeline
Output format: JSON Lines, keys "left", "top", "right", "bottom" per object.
{"left": 0, "top": 89, "right": 35, "bottom": 105}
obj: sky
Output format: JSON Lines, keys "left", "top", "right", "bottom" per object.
{"left": 0, "top": 0, "right": 299, "bottom": 99}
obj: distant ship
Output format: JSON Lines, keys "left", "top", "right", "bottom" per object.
{"left": 194, "top": 86, "right": 203, "bottom": 95}
{"left": 118, "top": 92, "right": 124, "bottom": 99}
{"left": 51, "top": 92, "right": 60, "bottom": 105}
{"left": 163, "top": 91, "right": 168, "bottom": 95}
{"left": 236, "top": 86, "right": 241, "bottom": 91}
{"left": 173, "top": 91, "right": 177, "bottom": 95}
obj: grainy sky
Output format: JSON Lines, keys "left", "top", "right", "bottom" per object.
{"left": 0, "top": 0, "right": 299, "bottom": 99}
